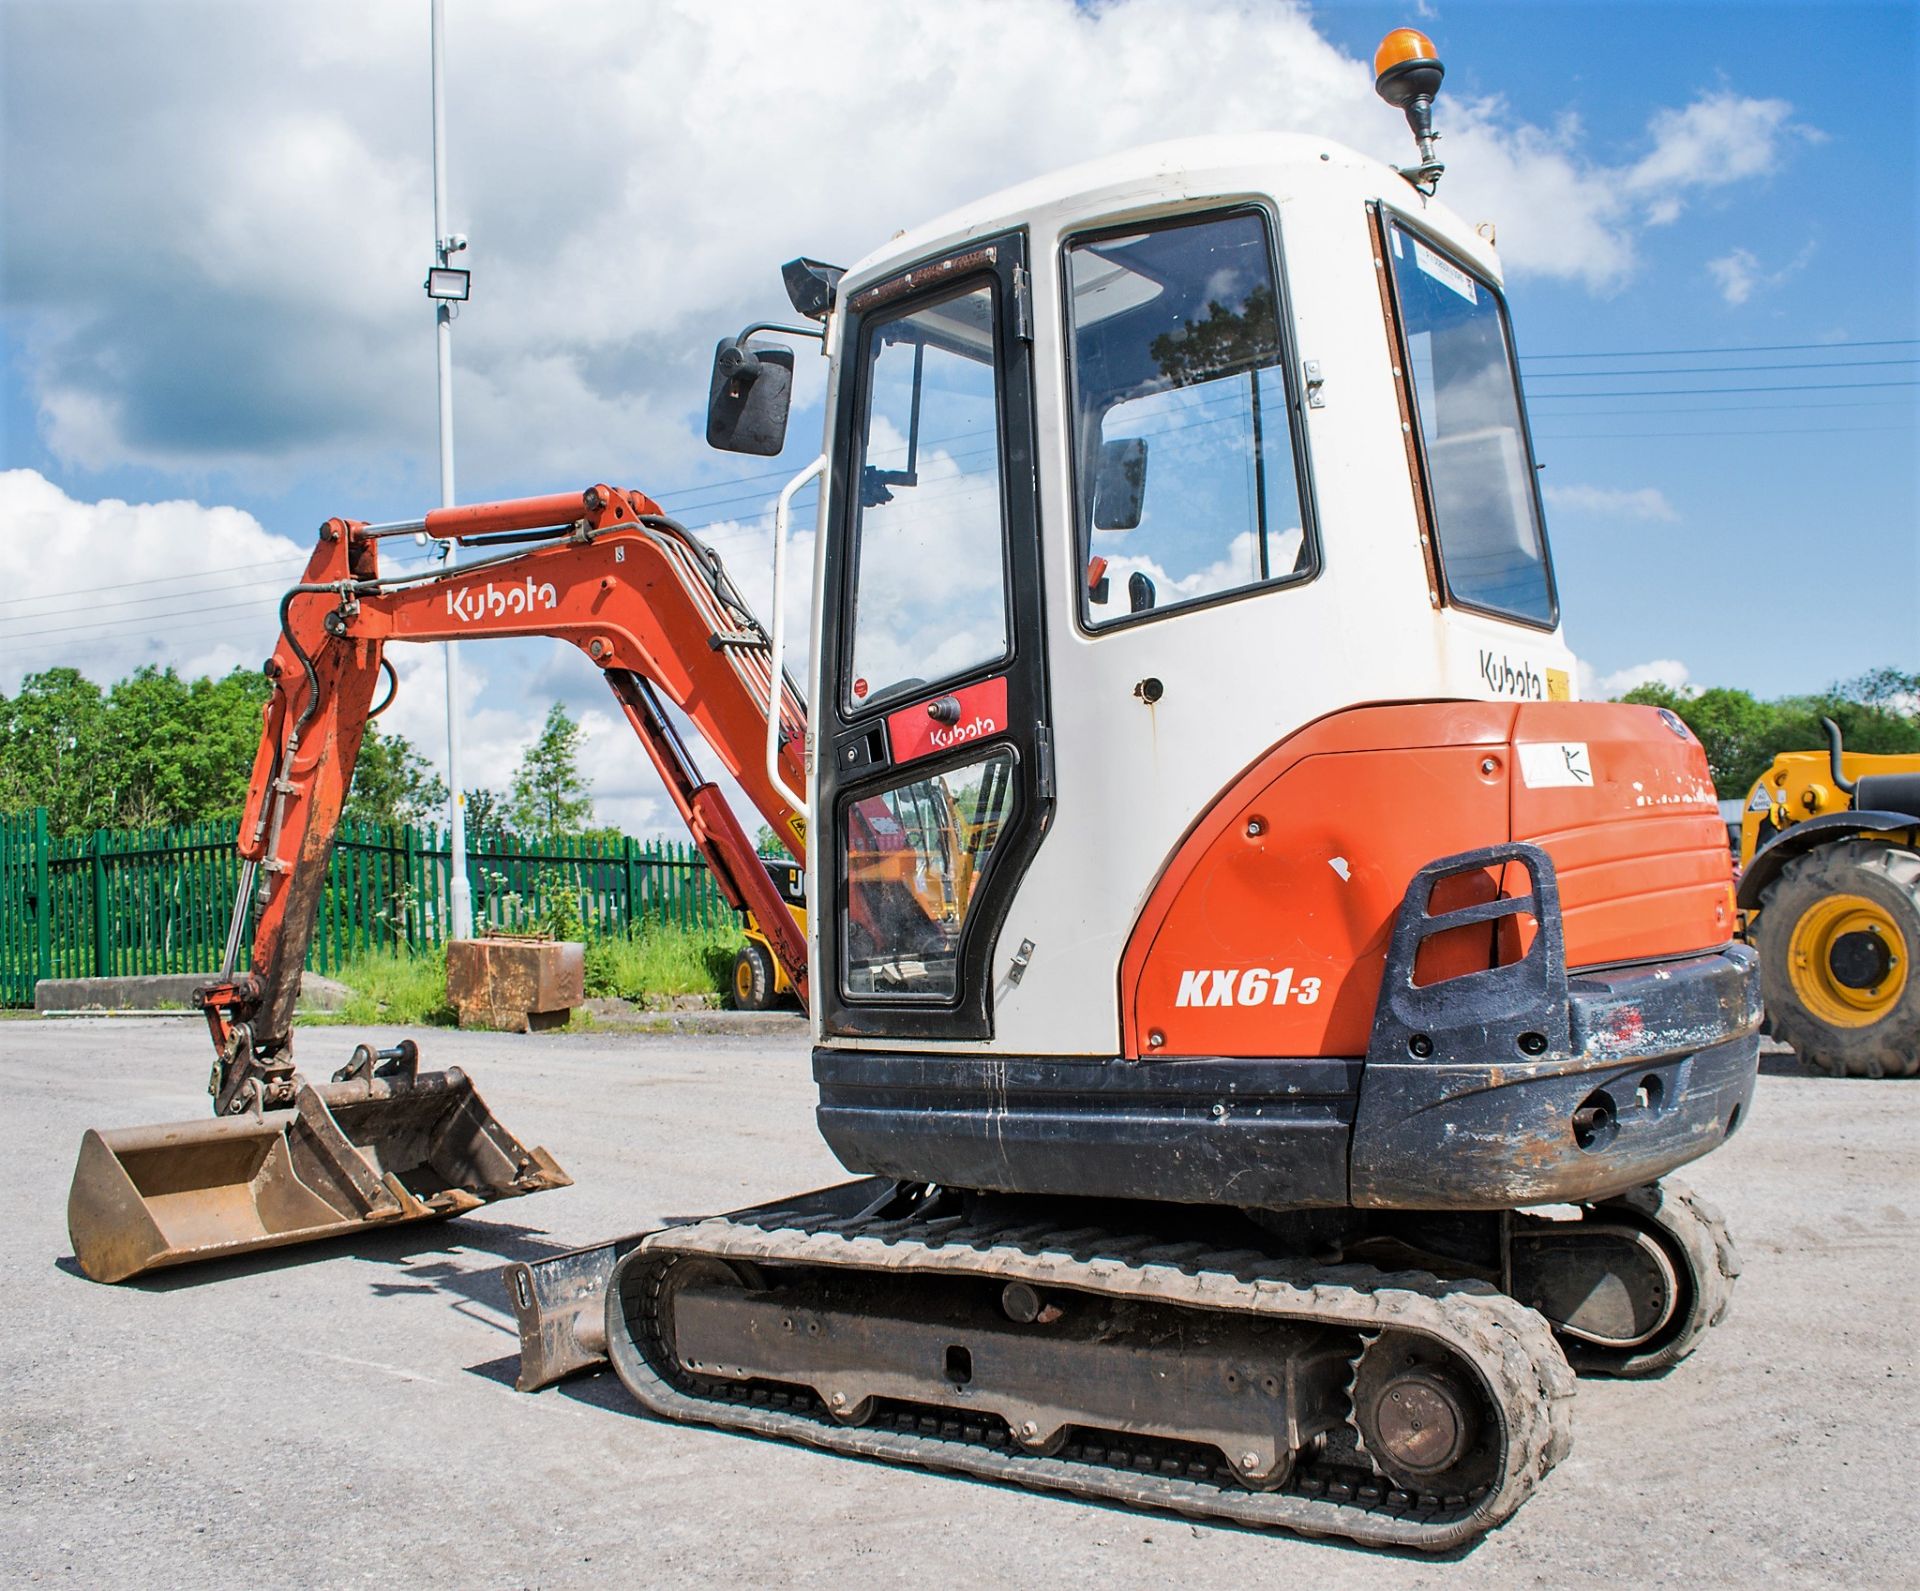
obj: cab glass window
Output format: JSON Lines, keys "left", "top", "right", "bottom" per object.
{"left": 1065, "top": 210, "right": 1312, "bottom": 627}
{"left": 1384, "top": 219, "right": 1556, "bottom": 627}
{"left": 846, "top": 283, "right": 1010, "bottom": 709}
{"left": 843, "top": 750, "right": 1015, "bottom": 1000}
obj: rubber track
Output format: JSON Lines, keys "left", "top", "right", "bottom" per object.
{"left": 1573, "top": 1177, "right": 1739, "bottom": 1378}
{"left": 608, "top": 1204, "right": 1577, "bottom": 1552}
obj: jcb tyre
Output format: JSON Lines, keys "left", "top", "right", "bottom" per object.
{"left": 732, "top": 941, "right": 776, "bottom": 1011}
{"left": 1755, "top": 841, "right": 1920, "bottom": 1078}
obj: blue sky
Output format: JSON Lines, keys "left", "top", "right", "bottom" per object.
{"left": 2, "top": 0, "right": 1913, "bottom": 833}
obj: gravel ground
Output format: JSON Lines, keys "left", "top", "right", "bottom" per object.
{"left": 1, "top": 1019, "right": 1914, "bottom": 1588}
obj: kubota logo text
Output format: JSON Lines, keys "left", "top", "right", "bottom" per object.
{"left": 1174, "top": 967, "right": 1322, "bottom": 1007}
{"left": 447, "top": 577, "right": 559, "bottom": 623}
{"left": 1478, "top": 650, "right": 1544, "bottom": 700}
{"left": 929, "top": 714, "right": 999, "bottom": 751}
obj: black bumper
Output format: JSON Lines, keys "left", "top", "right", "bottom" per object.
{"left": 815, "top": 845, "right": 1763, "bottom": 1214}
{"left": 816, "top": 1053, "right": 1364, "bottom": 1210}
{"left": 1349, "top": 948, "right": 1760, "bottom": 1208}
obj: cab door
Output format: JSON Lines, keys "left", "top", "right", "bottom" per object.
{"left": 816, "top": 232, "right": 1052, "bottom": 1042}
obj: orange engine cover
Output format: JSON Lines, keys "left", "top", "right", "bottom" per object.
{"left": 1121, "top": 701, "right": 1735, "bottom": 1059}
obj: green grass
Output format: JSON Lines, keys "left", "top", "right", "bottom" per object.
{"left": 584, "top": 921, "right": 736, "bottom": 1002}
{"left": 298, "top": 921, "right": 738, "bottom": 1028}
{"left": 314, "top": 946, "right": 457, "bottom": 1027}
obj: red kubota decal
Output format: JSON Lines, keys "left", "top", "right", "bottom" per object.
{"left": 886, "top": 676, "right": 1009, "bottom": 766}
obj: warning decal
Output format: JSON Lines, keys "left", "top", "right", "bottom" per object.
{"left": 1518, "top": 741, "right": 1593, "bottom": 788}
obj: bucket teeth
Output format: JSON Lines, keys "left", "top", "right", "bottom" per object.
{"left": 67, "top": 1064, "right": 568, "bottom": 1284}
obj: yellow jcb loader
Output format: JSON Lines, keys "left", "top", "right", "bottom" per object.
{"left": 1736, "top": 718, "right": 1920, "bottom": 1076}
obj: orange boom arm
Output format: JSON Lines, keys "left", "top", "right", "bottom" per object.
{"left": 200, "top": 484, "right": 809, "bottom": 1112}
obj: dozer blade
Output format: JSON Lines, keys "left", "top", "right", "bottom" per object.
{"left": 504, "top": 1178, "right": 892, "bottom": 1392}
{"left": 68, "top": 1068, "right": 569, "bottom": 1284}
{"left": 504, "top": 1232, "right": 647, "bottom": 1391}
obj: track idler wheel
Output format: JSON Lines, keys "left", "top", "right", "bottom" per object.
{"left": 1348, "top": 1331, "right": 1498, "bottom": 1497}
{"left": 1515, "top": 1179, "right": 1739, "bottom": 1378}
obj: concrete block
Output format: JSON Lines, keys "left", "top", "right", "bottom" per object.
{"left": 445, "top": 937, "right": 584, "bottom": 1032}
{"left": 35, "top": 974, "right": 205, "bottom": 1013}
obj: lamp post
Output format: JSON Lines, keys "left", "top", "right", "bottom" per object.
{"left": 426, "top": 0, "right": 473, "bottom": 940}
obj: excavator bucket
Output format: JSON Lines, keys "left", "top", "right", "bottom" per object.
{"left": 68, "top": 1069, "right": 569, "bottom": 1284}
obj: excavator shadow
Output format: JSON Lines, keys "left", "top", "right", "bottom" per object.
{"left": 1757, "top": 1046, "right": 1817, "bottom": 1078}
{"left": 55, "top": 1215, "right": 578, "bottom": 1295}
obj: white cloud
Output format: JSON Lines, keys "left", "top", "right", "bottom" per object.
{"left": 1577, "top": 656, "right": 1695, "bottom": 700}
{"left": 1707, "top": 247, "right": 1762, "bottom": 306}
{"left": 1621, "top": 93, "right": 1803, "bottom": 201}
{"left": 1542, "top": 482, "right": 1680, "bottom": 522}
{"left": 1706, "top": 241, "right": 1815, "bottom": 306}
{"left": 1, "top": 0, "right": 1818, "bottom": 482}
{"left": 0, "top": 468, "right": 307, "bottom": 692}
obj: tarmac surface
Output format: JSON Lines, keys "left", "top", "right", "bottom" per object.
{"left": 1, "top": 1017, "right": 1914, "bottom": 1588}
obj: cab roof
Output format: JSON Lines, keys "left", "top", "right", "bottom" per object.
{"left": 840, "top": 131, "right": 1499, "bottom": 297}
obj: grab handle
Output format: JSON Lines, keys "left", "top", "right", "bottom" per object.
{"left": 766, "top": 454, "right": 826, "bottom": 814}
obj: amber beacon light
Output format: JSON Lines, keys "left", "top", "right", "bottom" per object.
{"left": 1374, "top": 27, "right": 1447, "bottom": 193}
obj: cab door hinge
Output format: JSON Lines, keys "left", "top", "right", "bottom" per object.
{"left": 1012, "top": 265, "right": 1034, "bottom": 342}
{"left": 1034, "top": 721, "right": 1055, "bottom": 799}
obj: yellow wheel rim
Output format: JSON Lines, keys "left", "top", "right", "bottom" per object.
{"left": 1786, "top": 892, "right": 1908, "bottom": 1028}
{"left": 735, "top": 956, "right": 755, "bottom": 1001}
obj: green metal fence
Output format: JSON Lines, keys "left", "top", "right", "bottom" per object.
{"left": 0, "top": 808, "right": 737, "bottom": 1005}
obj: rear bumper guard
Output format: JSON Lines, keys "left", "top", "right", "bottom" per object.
{"left": 1351, "top": 844, "right": 1762, "bottom": 1208}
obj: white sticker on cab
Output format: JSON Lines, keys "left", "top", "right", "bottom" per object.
{"left": 1518, "top": 741, "right": 1593, "bottom": 788}
{"left": 1413, "top": 239, "right": 1476, "bottom": 303}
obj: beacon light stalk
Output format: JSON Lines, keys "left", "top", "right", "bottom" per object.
{"left": 1374, "top": 26, "right": 1446, "bottom": 194}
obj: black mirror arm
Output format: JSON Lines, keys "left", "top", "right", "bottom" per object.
{"left": 736, "top": 320, "right": 827, "bottom": 346}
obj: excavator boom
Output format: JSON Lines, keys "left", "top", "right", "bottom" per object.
{"left": 68, "top": 483, "right": 811, "bottom": 1282}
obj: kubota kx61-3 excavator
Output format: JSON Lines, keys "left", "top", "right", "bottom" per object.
{"left": 69, "top": 34, "right": 1761, "bottom": 1549}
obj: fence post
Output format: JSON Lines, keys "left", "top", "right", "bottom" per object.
{"left": 622, "top": 835, "right": 638, "bottom": 934}
{"left": 403, "top": 822, "right": 421, "bottom": 952}
{"left": 34, "top": 808, "right": 52, "bottom": 988}
{"left": 89, "top": 828, "right": 110, "bottom": 977}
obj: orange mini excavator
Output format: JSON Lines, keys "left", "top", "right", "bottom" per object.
{"left": 69, "top": 33, "right": 1762, "bottom": 1549}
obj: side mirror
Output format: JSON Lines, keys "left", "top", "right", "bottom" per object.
{"left": 1092, "top": 436, "right": 1148, "bottom": 531}
{"left": 706, "top": 337, "right": 795, "bottom": 456}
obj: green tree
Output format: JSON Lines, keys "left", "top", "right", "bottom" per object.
{"left": 183, "top": 667, "right": 275, "bottom": 819}
{"left": 462, "top": 786, "right": 509, "bottom": 836}
{"left": 1620, "top": 682, "right": 1780, "bottom": 795}
{"left": 343, "top": 725, "right": 448, "bottom": 828}
{"left": 1843, "top": 667, "right": 1920, "bottom": 710}
{"left": 754, "top": 822, "right": 793, "bottom": 859}
{"left": 508, "top": 704, "right": 593, "bottom": 834}
{"left": 0, "top": 668, "right": 111, "bottom": 834}
{"left": 1621, "top": 668, "right": 1920, "bottom": 798}
{"left": 96, "top": 665, "right": 270, "bottom": 830}
{"left": 99, "top": 665, "right": 195, "bottom": 830}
